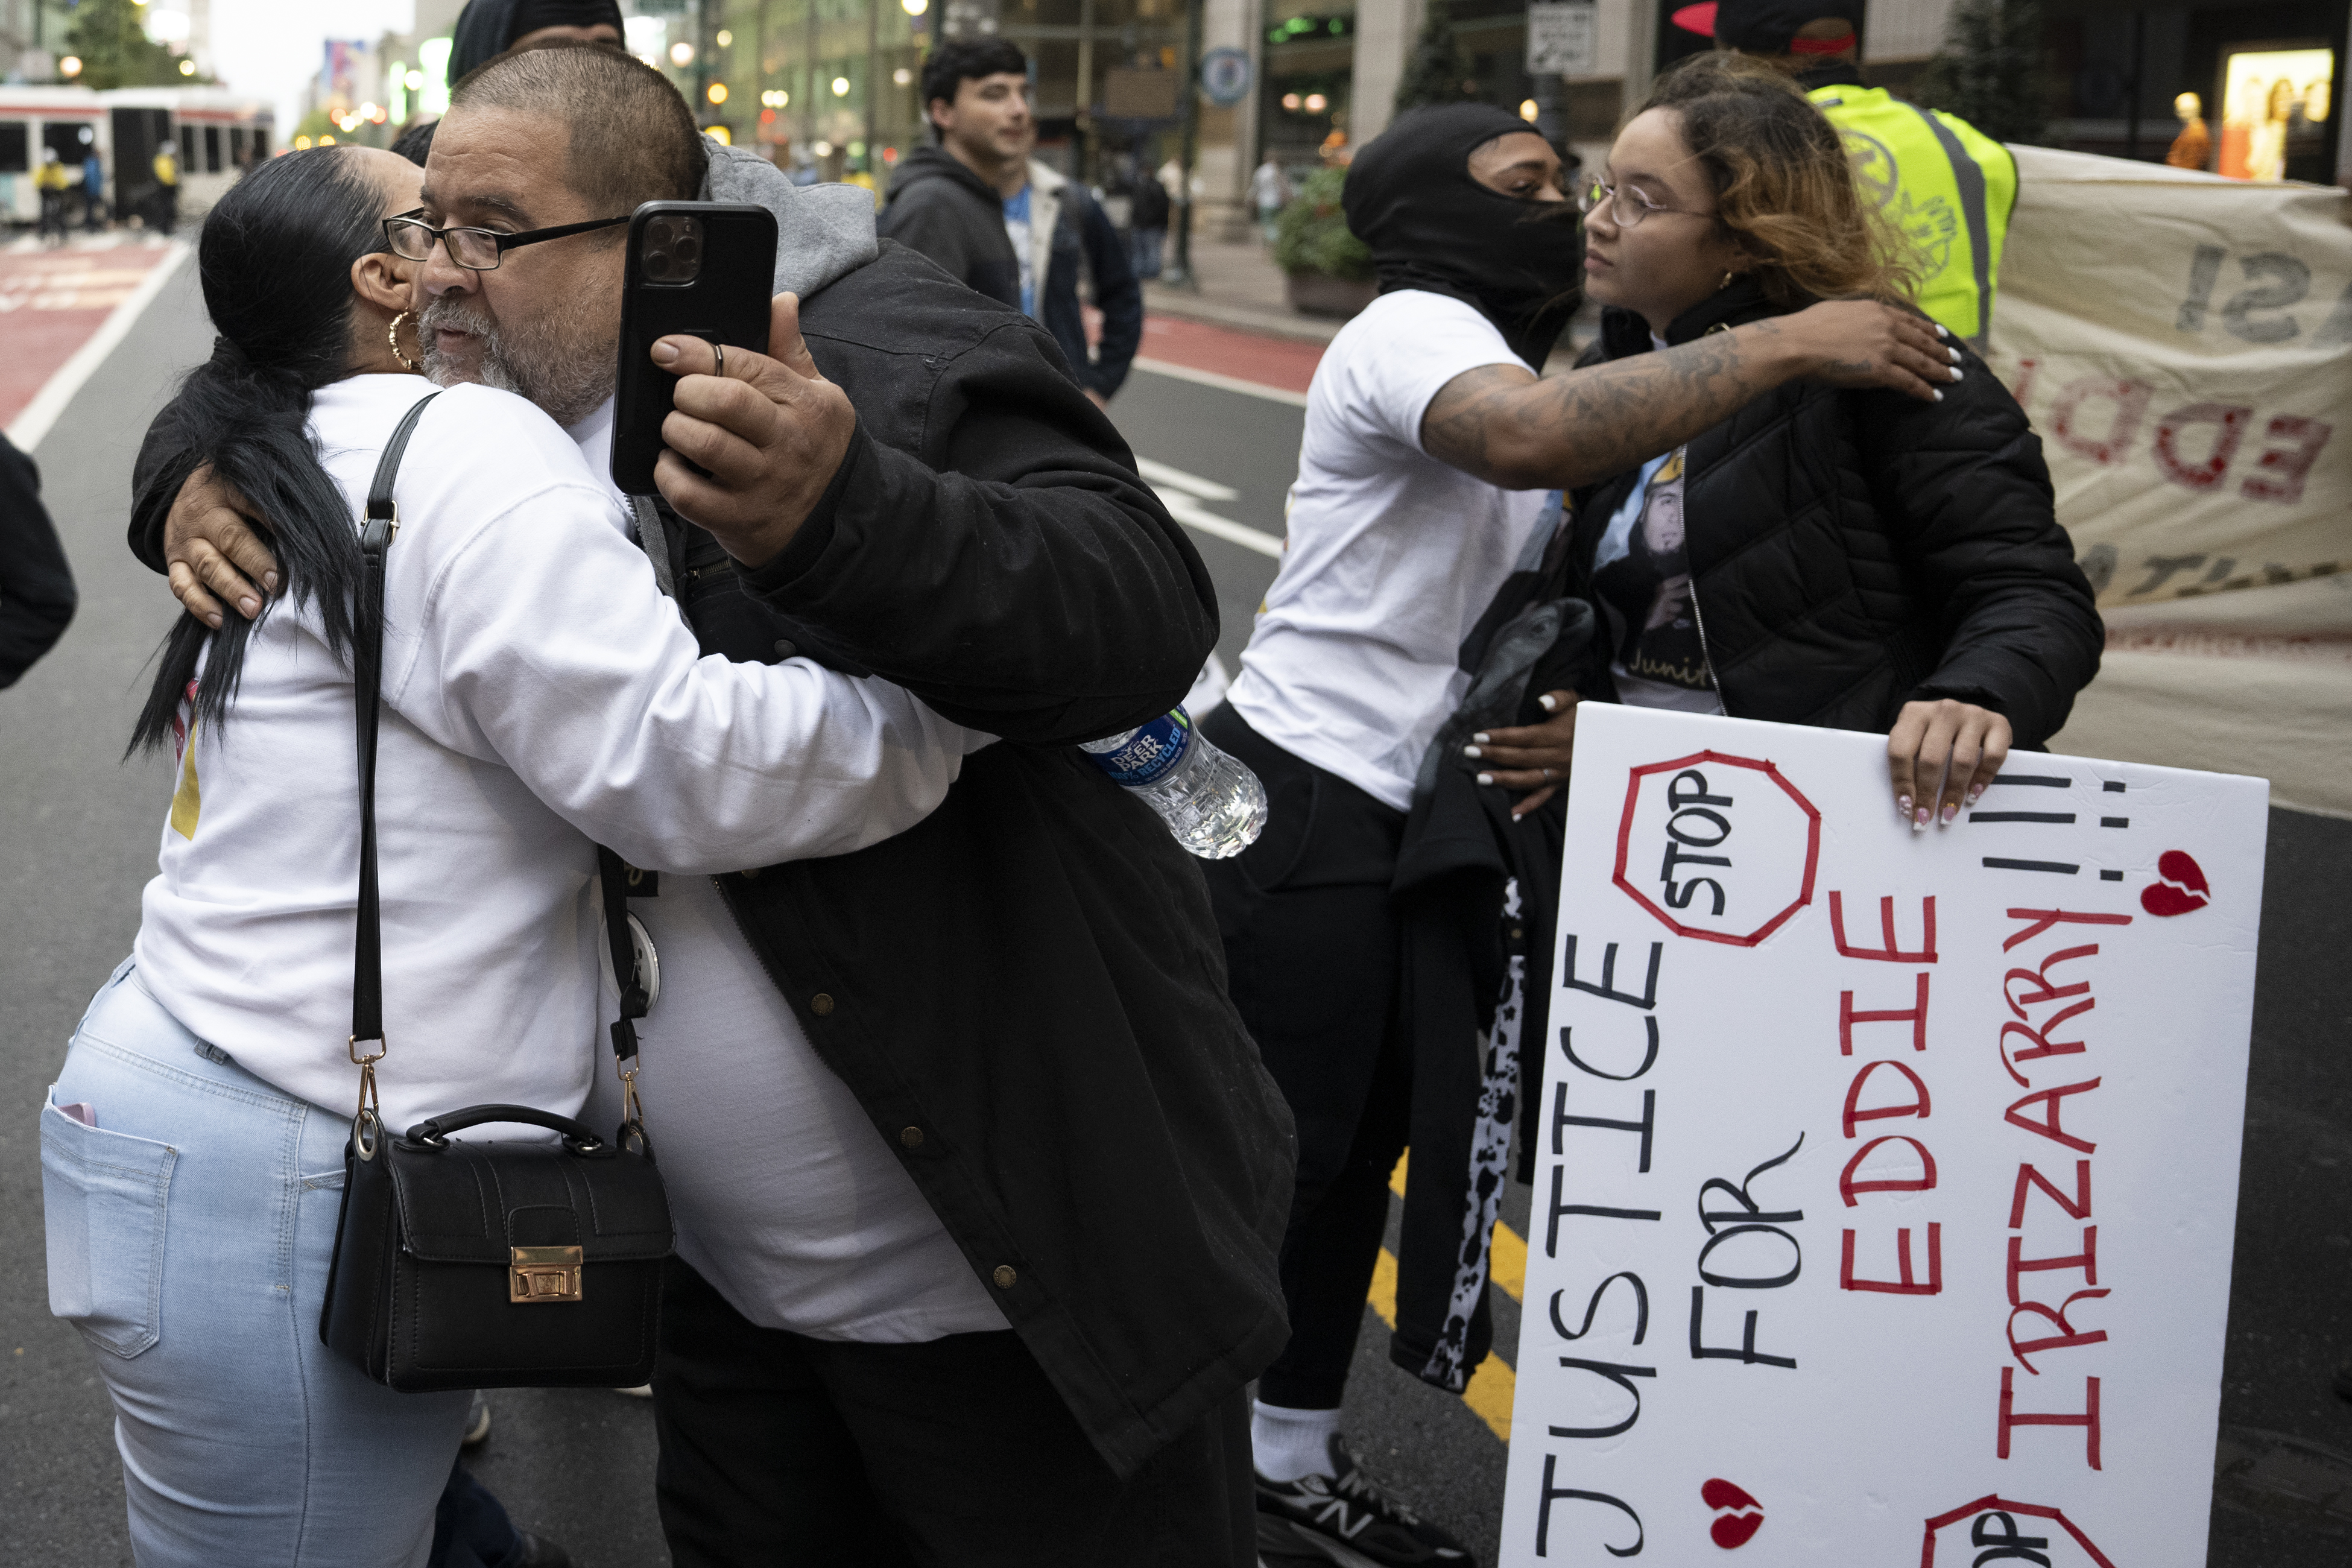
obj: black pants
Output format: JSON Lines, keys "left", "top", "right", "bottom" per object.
{"left": 652, "top": 1260, "right": 1257, "bottom": 1567}
{"left": 1197, "top": 705, "right": 1410, "bottom": 1411}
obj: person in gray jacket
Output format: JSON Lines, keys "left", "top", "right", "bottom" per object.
{"left": 880, "top": 36, "right": 1143, "bottom": 406}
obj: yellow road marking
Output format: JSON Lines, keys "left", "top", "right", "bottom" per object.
{"left": 1388, "top": 1151, "right": 1527, "bottom": 1303}
{"left": 1376, "top": 1154, "right": 1519, "bottom": 1441}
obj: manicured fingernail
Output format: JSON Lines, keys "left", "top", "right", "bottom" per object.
{"left": 1463, "top": 745, "right": 1482, "bottom": 759}
{"left": 1941, "top": 803, "right": 1958, "bottom": 824}
{"left": 1913, "top": 808, "right": 1930, "bottom": 830}
{"left": 1967, "top": 783, "right": 1985, "bottom": 803}
{"left": 1947, "top": 347, "right": 1961, "bottom": 364}
{"left": 1476, "top": 772, "right": 1495, "bottom": 786}
{"left": 1897, "top": 795, "right": 1912, "bottom": 817}
{"left": 238, "top": 595, "right": 259, "bottom": 616}
{"left": 1932, "top": 390, "right": 1944, "bottom": 402}
{"left": 262, "top": 571, "right": 279, "bottom": 591}
{"left": 1935, "top": 324, "right": 1949, "bottom": 338}
{"left": 1538, "top": 694, "right": 1558, "bottom": 712}
{"left": 1949, "top": 365, "right": 1963, "bottom": 381}
{"left": 1472, "top": 732, "right": 1491, "bottom": 744}
{"left": 651, "top": 340, "right": 681, "bottom": 364}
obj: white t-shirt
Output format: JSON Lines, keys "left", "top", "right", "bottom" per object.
{"left": 571, "top": 403, "right": 1008, "bottom": 1342}
{"left": 1226, "top": 289, "right": 1549, "bottom": 811}
{"left": 136, "top": 377, "right": 975, "bottom": 1137}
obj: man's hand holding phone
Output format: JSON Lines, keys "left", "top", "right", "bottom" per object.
{"left": 650, "top": 291, "right": 856, "bottom": 571}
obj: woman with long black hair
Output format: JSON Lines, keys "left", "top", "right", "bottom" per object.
{"left": 39, "top": 144, "right": 976, "bottom": 1566}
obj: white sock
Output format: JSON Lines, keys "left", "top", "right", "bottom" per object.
{"left": 1251, "top": 1400, "right": 1343, "bottom": 1482}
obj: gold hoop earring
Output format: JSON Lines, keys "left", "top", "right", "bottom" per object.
{"left": 388, "top": 309, "right": 420, "bottom": 373}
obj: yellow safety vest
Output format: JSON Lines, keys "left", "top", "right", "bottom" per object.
{"left": 1809, "top": 83, "right": 2017, "bottom": 346}
{"left": 153, "top": 153, "right": 179, "bottom": 187}
{"left": 34, "top": 160, "right": 69, "bottom": 191}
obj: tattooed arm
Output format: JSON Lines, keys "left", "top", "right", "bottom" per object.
{"left": 1420, "top": 299, "right": 1958, "bottom": 490}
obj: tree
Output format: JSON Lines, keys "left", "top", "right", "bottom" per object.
{"left": 1915, "top": 0, "right": 2049, "bottom": 145}
{"left": 63, "top": 0, "right": 187, "bottom": 90}
{"left": 1394, "top": 4, "right": 1481, "bottom": 114}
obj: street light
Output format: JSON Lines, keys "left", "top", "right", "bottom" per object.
{"left": 179, "top": 59, "right": 197, "bottom": 77}
{"left": 708, "top": 81, "right": 728, "bottom": 104}
{"left": 902, "top": 0, "right": 929, "bottom": 12}
{"left": 670, "top": 41, "right": 695, "bottom": 66}
{"left": 58, "top": 55, "right": 81, "bottom": 77}
{"left": 832, "top": 76, "right": 850, "bottom": 96}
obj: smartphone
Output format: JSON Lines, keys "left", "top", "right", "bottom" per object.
{"left": 610, "top": 201, "right": 779, "bottom": 496}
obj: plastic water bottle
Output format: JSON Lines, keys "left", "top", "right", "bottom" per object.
{"left": 1080, "top": 709, "right": 1268, "bottom": 859}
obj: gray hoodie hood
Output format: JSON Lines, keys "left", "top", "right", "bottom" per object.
{"left": 699, "top": 134, "right": 880, "bottom": 300}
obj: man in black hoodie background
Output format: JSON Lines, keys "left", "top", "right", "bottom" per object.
{"left": 880, "top": 37, "right": 1142, "bottom": 408}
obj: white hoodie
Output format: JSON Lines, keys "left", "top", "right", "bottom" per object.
{"left": 135, "top": 376, "right": 975, "bottom": 1133}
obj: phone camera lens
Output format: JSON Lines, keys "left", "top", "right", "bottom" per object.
{"left": 645, "top": 250, "right": 672, "bottom": 278}
{"left": 674, "top": 238, "right": 700, "bottom": 263}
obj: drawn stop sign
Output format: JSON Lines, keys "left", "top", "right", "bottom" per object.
{"left": 1610, "top": 748, "right": 1822, "bottom": 947}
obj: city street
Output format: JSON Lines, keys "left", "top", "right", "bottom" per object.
{"left": 3, "top": 262, "right": 2348, "bottom": 1566}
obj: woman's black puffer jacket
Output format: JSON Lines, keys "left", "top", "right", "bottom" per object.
{"left": 1566, "top": 280, "right": 2104, "bottom": 748}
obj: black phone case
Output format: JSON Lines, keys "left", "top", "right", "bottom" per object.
{"left": 610, "top": 201, "right": 779, "bottom": 497}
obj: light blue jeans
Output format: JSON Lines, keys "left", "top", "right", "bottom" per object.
{"left": 41, "top": 958, "right": 467, "bottom": 1566}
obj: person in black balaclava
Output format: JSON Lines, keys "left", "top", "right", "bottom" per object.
{"left": 1342, "top": 101, "right": 1584, "bottom": 369}
{"left": 1193, "top": 101, "right": 1956, "bottom": 1568}
{"left": 449, "top": 0, "right": 625, "bottom": 88}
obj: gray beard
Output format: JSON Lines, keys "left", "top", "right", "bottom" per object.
{"left": 417, "top": 293, "right": 615, "bottom": 429}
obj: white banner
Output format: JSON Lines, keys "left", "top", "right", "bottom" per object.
{"left": 1499, "top": 704, "right": 2268, "bottom": 1565}
{"left": 1995, "top": 147, "right": 2351, "bottom": 817}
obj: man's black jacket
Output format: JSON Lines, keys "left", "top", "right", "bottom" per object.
{"left": 1567, "top": 282, "right": 2103, "bottom": 746}
{"left": 128, "top": 240, "right": 1295, "bottom": 1478}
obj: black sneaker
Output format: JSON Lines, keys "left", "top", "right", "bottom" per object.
{"left": 1255, "top": 1435, "right": 1474, "bottom": 1567}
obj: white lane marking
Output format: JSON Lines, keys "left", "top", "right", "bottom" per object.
{"left": 8, "top": 241, "right": 192, "bottom": 454}
{"left": 1130, "top": 356, "right": 1312, "bottom": 408}
{"left": 1134, "top": 455, "right": 1239, "bottom": 502}
{"left": 1151, "top": 486, "right": 1285, "bottom": 559}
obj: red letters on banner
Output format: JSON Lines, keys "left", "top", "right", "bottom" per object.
{"left": 1994, "top": 908, "right": 2132, "bottom": 1470}
{"left": 1830, "top": 894, "right": 1942, "bottom": 1300}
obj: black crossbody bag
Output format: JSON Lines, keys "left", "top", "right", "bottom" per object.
{"left": 318, "top": 393, "right": 674, "bottom": 1391}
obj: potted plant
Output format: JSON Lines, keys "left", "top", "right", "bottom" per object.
{"left": 1274, "top": 166, "right": 1378, "bottom": 318}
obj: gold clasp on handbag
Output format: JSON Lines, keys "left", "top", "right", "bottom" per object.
{"left": 509, "top": 1245, "right": 584, "bottom": 1304}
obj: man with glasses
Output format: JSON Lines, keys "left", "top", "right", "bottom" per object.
{"left": 1190, "top": 101, "right": 1956, "bottom": 1567}
{"left": 131, "top": 41, "right": 1286, "bottom": 1568}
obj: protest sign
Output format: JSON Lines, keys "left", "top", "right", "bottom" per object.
{"left": 1499, "top": 703, "right": 2268, "bottom": 1565}
{"left": 1990, "top": 147, "right": 2351, "bottom": 817}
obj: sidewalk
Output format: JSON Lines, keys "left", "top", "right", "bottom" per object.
{"left": 1143, "top": 232, "right": 1346, "bottom": 347}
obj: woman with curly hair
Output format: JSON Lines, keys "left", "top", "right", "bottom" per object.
{"left": 1514, "top": 52, "right": 2102, "bottom": 820}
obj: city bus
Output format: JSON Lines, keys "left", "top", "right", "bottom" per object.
{"left": 0, "top": 86, "right": 272, "bottom": 227}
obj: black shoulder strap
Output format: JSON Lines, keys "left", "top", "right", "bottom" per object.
{"left": 352, "top": 391, "right": 439, "bottom": 1050}
{"left": 349, "top": 391, "right": 650, "bottom": 1103}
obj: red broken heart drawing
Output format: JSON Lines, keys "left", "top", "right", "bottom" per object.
{"left": 1702, "top": 1478, "right": 1764, "bottom": 1549}
{"left": 2141, "top": 850, "right": 2211, "bottom": 917}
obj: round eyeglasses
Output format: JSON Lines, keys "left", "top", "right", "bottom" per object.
{"left": 382, "top": 209, "right": 630, "bottom": 271}
{"left": 1575, "top": 177, "right": 1707, "bottom": 230}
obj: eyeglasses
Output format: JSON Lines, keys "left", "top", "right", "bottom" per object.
{"left": 381, "top": 209, "right": 630, "bottom": 271}
{"left": 1575, "top": 177, "right": 1707, "bottom": 230}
